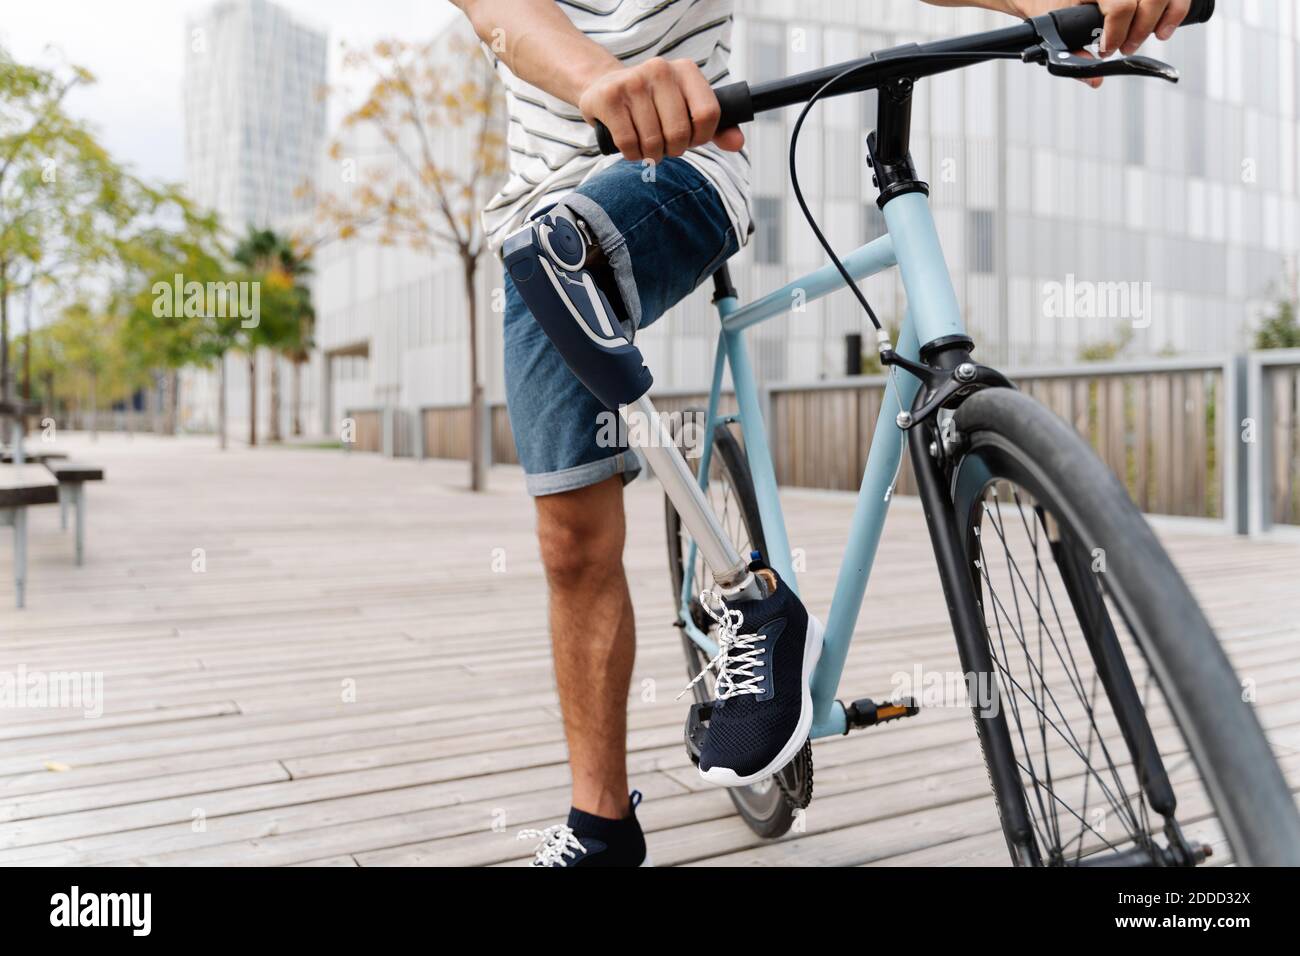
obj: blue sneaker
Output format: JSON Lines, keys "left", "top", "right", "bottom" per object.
{"left": 518, "top": 791, "right": 651, "bottom": 867}
{"left": 688, "top": 570, "right": 824, "bottom": 787}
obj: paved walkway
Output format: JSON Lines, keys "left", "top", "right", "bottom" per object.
{"left": 1, "top": 434, "right": 1297, "bottom": 866}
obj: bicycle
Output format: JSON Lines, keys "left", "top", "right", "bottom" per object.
{"left": 510, "top": 0, "right": 1300, "bottom": 866}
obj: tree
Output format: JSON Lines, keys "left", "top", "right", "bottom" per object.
{"left": 230, "top": 227, "right": 308, "bottom": 446}
{"left": 115, "top": 192, "right": 226, "bottom": 435}
{"left": 270, "top": 239, "right": 315, "bottom": 440}
{"left": 258, "top": 253, "right": 312, "bottom": 441}
{"left": 313, "top": 35, "right": 506, "bottom": 490}
{"left": 47, "top": 301, "right": 127, "bottom": 439}
{"left": 231, "top": 228, "right": 276, "bottom": 446}
{"left": 0, "top": 47, "right": 136, "bottom": 413}
{"left": 1254, "top": 299, "right": 1300, "bottom": 350}
{"left": 1079, "top": 326, "right": 1135, "bottom": 362}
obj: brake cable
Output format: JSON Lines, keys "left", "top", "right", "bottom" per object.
{"left": 787, "top": 50, "right": 1023, "bottom": 333}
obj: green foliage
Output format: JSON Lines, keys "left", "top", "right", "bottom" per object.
{"left": 231, "top": 226, "right": 314, "bottom": 357}
{"left": 0, "top": 43, "right": 326, "bottom": 419}
{"left": 1253, "top": 299, "right": 1300, "bottom": 350}
{"left": 36, "top": 300, "right": 138, "bottom": 409}
{"left": 0, "top": 48, "right": 138, "bottom": 360}
{"left": 1, "top": 44, "right": 187, "bottom": 409}
{"left": 1079, "top": 326, "right": 1135, "bottom": 362}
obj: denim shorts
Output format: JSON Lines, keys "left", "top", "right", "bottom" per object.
{"left": 504, "top": 158, "right": 739, "bottom": 497}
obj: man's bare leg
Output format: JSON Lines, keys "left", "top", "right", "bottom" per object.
{"left": 536, "top": 473, "right": 634, "bottom": 820}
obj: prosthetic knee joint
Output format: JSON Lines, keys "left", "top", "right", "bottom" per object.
{"left": 503, "top": 210, "right": 652, "bottom": 410}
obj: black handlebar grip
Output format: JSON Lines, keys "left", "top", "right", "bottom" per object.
{"left": 594, "top": 119, "right": 618, "bottom": 156}
{"left": 714, "top": 81, "right": 756, "bottom": 131}
{"left": 594, "top": 80, "right": 756, "bottom": 156}
{"left": 1185, "top": 0, "right": 1216, "bottom": 26}
{"left": 1051, "top": 0, "right": 1213, "bottom": 51}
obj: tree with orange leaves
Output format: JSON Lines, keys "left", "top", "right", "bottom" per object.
{"left": 313, "top": 34, "right": 506, "bottom": 491}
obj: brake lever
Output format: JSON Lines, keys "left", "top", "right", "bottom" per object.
{"left": 1022, "top": 11, "right": 1179, "bottom": 83}
{"left": 1041, "top": 52, "right": 1178, "bottom": 82}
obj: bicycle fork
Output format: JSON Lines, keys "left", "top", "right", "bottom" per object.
{"left": 905, "top": 382, "right": 1044, "bottom": 867}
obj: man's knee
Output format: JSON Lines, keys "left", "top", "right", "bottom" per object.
{"left": 536, "top": 476, "right": 625, "bottom": 585}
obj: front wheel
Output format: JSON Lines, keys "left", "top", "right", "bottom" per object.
{"left": 946, "top": 388, "right": 1300, "bottom": 866}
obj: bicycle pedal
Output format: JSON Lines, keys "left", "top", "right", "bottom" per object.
{"left": 843, "top": 695, "right": 919, "bottom": 731}
{"left": 684, "top": 701, "right": 712, "bottom": 766}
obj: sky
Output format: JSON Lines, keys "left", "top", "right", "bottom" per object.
{"left": 0, "top": 0, "right": 460, "bottom": 185}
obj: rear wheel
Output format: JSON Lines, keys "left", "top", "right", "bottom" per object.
{"left": 948, "top": 388, "right": 1300, "bottom": 866}
{"left": 664, "top": 410, "right": 797, "bottom": 839}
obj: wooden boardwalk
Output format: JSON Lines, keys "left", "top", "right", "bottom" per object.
{"left": 0, "top": 433, "right": 1297, "bottom": 867}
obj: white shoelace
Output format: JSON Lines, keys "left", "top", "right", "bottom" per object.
{"left": 678, "top": 589, "right": 766, "bottom": 701}
{"left": 518, "top": 824, "right": 586, "bottom": 867}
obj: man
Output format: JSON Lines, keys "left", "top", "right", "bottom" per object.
{"left": 450, "top": 0, "right": 1191, "bottom": 867}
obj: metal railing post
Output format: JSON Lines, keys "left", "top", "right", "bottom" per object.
{"left": 412, "top": 408, "right": 425, "bottom": 460}
{"left": 1224, "top": 354, "right": 1248, "bottom": 535}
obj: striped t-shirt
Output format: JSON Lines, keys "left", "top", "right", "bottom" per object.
{"left": 481, "top": 0, "right": 751, "bottom": 253}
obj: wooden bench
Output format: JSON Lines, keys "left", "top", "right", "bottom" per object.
{"left": 0, "top": 464, "right": 58, "bottom": 608}
{"left": 44, "top": 460, "right": 104, "bottom": 567}
{"left": 0, "top": 449, "right": 67, "bottom": 464}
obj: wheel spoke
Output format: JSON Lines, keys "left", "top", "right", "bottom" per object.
{"left": 975, "top": 484, "right": 1154, "bottom": 859}
{"left": 981, "top": 497, "right": 1144, "bottom": 828}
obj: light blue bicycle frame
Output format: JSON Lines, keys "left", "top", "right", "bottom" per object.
{"left": 677, "top": 190, "right": 967, "bottom": 739}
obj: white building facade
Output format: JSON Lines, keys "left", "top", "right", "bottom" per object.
{"left": 180, "top": 0, "right": 328, "bottom": 437}
{"left": 265, "top": 2, "right": 1300, "bottom": 438}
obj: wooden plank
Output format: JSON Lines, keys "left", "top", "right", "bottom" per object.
{"left": 45, "top": 461, "right": 104, "bottom": 482}
{"left": 0, "top": 432, "right": 1295, "bottom": 867}
{"left": 0, "top": 464, "right": 58, "bottom": 507}
{"left": 1273, "top": 369, "right": 1297, "bottom": 524}
{"left": 1151, "top": 375, "right": 1171, "bottom": 515}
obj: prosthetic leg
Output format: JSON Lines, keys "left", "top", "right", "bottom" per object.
{"left": 503, "top": 211, "right": 761, "bottom": 599}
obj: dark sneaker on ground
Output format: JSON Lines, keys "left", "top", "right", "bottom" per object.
{"left": 518, "top": 791, "right": 651, "bottom": 867}
{"left": 690, "top": 568, "right": 824, "bottom": 787}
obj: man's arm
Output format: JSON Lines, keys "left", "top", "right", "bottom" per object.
{"left": 449, "top": 0, "right": 743, "bottom": 163}
{"left": 926, "top": 0, "right": 1191, "bottom": 58}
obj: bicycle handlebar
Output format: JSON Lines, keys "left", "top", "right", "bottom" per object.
{"left": 594, "top": 0, "right": 1214, "bottom": 156}
{"left": 1053, "top": 0, "right": 1212, "bottom": 48}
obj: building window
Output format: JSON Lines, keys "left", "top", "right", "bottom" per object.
{"left": 754, "top": 197, "right": 783, "bottom": 265}
{"left": 967, "top": 209, "right": 995, "bottom": 274}
{"left": 754, "top": 31, "right": 786, "bottom": 127}
{"left": 1124, "top": 82, "right": 1145, "bottom": 165}
{"left": 755, "top": 38, "right": 786, "bottom": 84}
{"left": 862, "top": 87, "right": 878, "bottom": 135}
{"left": 864, "top": 202, "right": 886, "bottom": 243}
{"left": 1186, "top": 96, "right": 1206, "bottom": 178}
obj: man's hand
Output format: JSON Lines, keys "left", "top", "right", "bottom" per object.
{"left": 578, "top": 58, "right": 745, "bottom": 164}
{"left": 1004, "top": 0, "right": 1190, "bottom": 57}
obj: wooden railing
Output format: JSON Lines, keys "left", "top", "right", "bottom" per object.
{"left": 343, "top": 409, "right": 383, "bottom": 453}
{"left": 342, "top": 408, "right": 417, "bottom": 457}
{"left": 390, "top": 352, "right": 1300, "bottom": 533}
{"left": 50, "top": 410, "right": 188, "bottom": 435}
{"left": 409, "top": 405, "right": 517, "bottom": 464}
{"left": 1248, "top": 349, "right": 1300, "bottom": 532}
{"left": 650, "top": 357, "right": 1234, "bottom": 520}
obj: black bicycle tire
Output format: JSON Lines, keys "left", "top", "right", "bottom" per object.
{"left": 950, "top": 387, "right": 1300, "bottom": 866}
